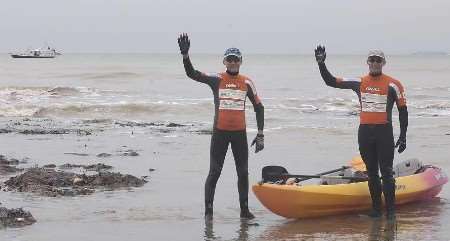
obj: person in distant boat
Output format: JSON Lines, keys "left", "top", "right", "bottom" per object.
{"left": 177, "top": 33, "right": 264, "bottom": 220}
{"left": 314, "top": 46, "right": 408, "bottom": 220}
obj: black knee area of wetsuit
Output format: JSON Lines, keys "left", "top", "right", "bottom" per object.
{"left": 207, "top": 166, "right": 223, "bottom": 180}
{"left": 236, "top": 169, "right": 248, "bottom": 179}
{"left": 367, "top": 171, "right": 381, "bottom": 180}
{"left": 382, "top": 172, "right": 396, "bottom": 213}
{"left": 381, "top": 167, "right": 395, "bottom": 186}
{"left": 205, "top": 162, "right": 225, "bottom": 204}
{"left": 379, "top": 154, "right": 396, "bottom": 213}
{"left": 206, "top": 155, "right": 225, "bottom": 188}
{"left": 367, "top": 178, "right": 382, "bottom": 211}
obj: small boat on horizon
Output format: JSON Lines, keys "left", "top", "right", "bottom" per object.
{"left": 10, "top": 46, "right": 61, "bottom": 59}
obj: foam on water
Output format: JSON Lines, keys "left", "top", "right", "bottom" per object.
{"left": 1, "top": 89, "right": 449, "bottom": 128}
{"left": 1, "top": 53, "right": 450, "bottom": 125}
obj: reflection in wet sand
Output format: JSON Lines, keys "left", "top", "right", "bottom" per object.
{"left": 204, "top": 218, "right": 218, "bottom": 241}
{"left": 368, "top": 219, "right": 396, "bottom": 241}
{"left": 255, "top": 198, "right": 447, "bottom": 241}
{"left": 204, "top": 218, "right": 258, "bottom": 241}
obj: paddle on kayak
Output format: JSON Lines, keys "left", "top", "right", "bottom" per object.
{"left": 260, "top": 165, "right": 368, "bottom": 184}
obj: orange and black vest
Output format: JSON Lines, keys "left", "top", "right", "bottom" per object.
{"left": 215, "top": 72, "right": 261, "bottom": 130}
{"left": 336, "top": 74, "right": 406, "bottom": 124}
{"left": 182, "top": 65, "right": 262, "bottom": 131}
{"left": 182, "top": 57, "right": 263, "bottom": 131}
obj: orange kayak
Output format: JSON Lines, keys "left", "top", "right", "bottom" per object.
{"left": 253, "top": 166, "right": 447, "bottom": 219}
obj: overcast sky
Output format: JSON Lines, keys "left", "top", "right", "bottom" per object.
{"left": 1, "top": 0, "right": 450, "bottom": 54}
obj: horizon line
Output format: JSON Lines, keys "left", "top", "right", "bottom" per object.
{"left": 2, "top": 51, "right": 449, "bottom": 55}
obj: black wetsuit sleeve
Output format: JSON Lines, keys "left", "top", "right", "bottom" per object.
{"left": 183, "top": 56, "right": 218, "bottom": 88}
{"left": 247, "top": 86, "right": 264, "bottom": 131}
{"left": 398, "top": 106, "right": 408, "bottom": 139}
{"left": 391, "top": 86, "right": 408, "bottom": 139}
{"left": 318, "top": 62, "right": 338, "bottom": 87}
{"left": 318, "top": 62, "right": 360, "bottom": 92}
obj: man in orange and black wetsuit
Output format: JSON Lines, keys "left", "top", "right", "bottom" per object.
{"left": 177, "top": 34, "right": 264, "bottom": 220}
{"left": 314, "top": 46, "right": 408, "bottom": 220}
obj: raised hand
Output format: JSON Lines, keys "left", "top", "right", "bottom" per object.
{"left": 177, "top": 33, "right": 190, "bottom": 55}
{"left": 315, "top": 45, "right": 326, "bottom": 63}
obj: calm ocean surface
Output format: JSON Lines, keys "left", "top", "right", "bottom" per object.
{"left": 0, "top": 53, "right": 449, "bottom": 240}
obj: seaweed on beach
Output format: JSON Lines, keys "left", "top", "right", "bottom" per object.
{"left": 96, "top": 153, "right": 112, "bottom": 158}
{"left": 0, "top": 155, "right": 19, "bottom": 165}
{"left": 58, "top": 163, "right": 113, "bottom": 171}
{"left": 0, "top": 118, "right": 94, "bottom": 136}
{"left": 3, "top": 167, "right": 147, "bottom": 197}
{"left": 19, "top": 129, "right": 70, "bottom": 135}
{"left": 0, "top": 155, "right": 23, "bottom": 175}
{"left": 114, "top": 121, "right": 187, "bottom": 129}
{"left": 0, "top": 129, "right": 12, "bottom": 134}
{"left": 0, "top": 207, "right": 36, "bottom": 228}
{"left": 0, "top": 127, "right": 93, "bottom": 136}
{"left": 0, "top": 165, "right": 23, "bottom": 174}
{"left": 118, "top": 150, "right": 139, "bottom": 156}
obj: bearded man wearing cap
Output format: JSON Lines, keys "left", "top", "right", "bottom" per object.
{"left": 314, "top": 46, "right": 408, "bottom": 220}
{"left": 177, "top": 33, "right": 264, "bottom": 220}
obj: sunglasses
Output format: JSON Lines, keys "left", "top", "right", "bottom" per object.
{"left": 225, "top": 55, "right": 241, "bottom": 63}
{"left": 368, "top": 57, "right": 384, "bottom": 63}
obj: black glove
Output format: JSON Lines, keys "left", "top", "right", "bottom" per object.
{"left": 177, "top": 33, "right": 190, "bottom": 55}
{"left": 315, "top": 45, "right": 326, "bottom": 63}
{"left": 395, "top": 137, "right": 406, "bottom": 153}
{"left": 251, "top": 134, "right": 264, "bottom": 153}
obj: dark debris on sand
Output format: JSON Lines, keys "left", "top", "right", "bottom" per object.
{"left": 3, "top": 168, "right": 147, "bottom": 197}
{"left": 63, "top": 152, "right": 89, "bottom": 156}
{"left": 97, "top": 153, "right": 112, "bottom": 158}
{"left": 58, "top": 163, "right": 113, "bottom": 171}
{"left": 0, "top": 165, "right": 23, "bottom": 174}
{"left": 115, "top": 121, "right": 187, "bottom": 133}
{"left": 0, "top": 207, "right": 36, "bottom": 228}
{"left": 42, "top": 164, "right": 57, "bottom": 169}
{"left": 0, "top": 129, "right": 12, "bottom": 134}
{"left": 0, "top": 155, "right": 23, "bottom": 175}
{"left": 0, "top": 118, "right": 94, "bottom": 136}
{"left": 19, "top": 129, "right": 70, "bottom": 135}
{"left": 0, "top": 155, "right": 19, "bottom": 165}
{"left": 190, "top": 129, "right": 213, "bottom": 135}
{"left": 166, "top": 123, "right": 185, "bottom": 127}
{"left": 115, "top": 121, "right": 163, "bottom": 127}
{"left": 0, "top": 128, "right": 93, "bottom": 136}
{"left": 119, "top": 150, "right": 139, "bottom": 156}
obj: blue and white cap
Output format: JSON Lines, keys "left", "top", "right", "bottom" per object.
{"left": 368, "top": 50, "right": 386, "bottom": 60}
{"left": 224, "top": 48, "right": 242, "bottom": 59}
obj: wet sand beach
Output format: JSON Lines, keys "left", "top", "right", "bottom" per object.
{"left": 1, "top": 54, "right": 449, "bottom": 240}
